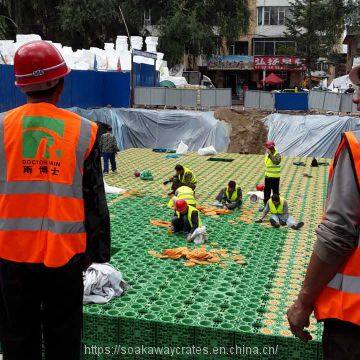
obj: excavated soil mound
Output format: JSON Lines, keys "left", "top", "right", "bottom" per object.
{"left": 214, "top": 108, "right": 269, "bottom": 154}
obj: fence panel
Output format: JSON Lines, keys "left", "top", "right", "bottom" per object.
{"left": 200, "top": 90, "right": 216, "bottom": 107}
{"left": 308, "top": 91, "right": 325, "bottom": 110}
{"left": 181, "top": 90, "right": 198, "bottom": 107}
{"left": 323, "top": 92, "right": 341, "bottom": 112}
{"left": 340, "top": 93, "right": 355, "bottom": 113}
{"left": 134, "top": 87, "right": 150, "bottom": 106}
{"left": 259, "top": 91, "right": 275, "bottom": 110}
{"left": 244, "top": 91, "right": 260, "bottom": 108}
{"left": 165, "top": 89, "right": 181, "bottom": 107}
{"left": 150, "top": 88, "right": 165, "bottom": 106}
{"left": 216, "top": 89, "right": 232, "bottom": 107}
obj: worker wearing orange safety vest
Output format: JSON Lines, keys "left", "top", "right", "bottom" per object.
{"left": 0, "top": 41, "right": 110, "bottom": 360}
{"left": 287, "top": 124, "right": 360, "bottom": 356}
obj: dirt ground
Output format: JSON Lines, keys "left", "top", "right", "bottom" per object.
{"left": 214, "top": 108, "right": 270, "bottom": 154}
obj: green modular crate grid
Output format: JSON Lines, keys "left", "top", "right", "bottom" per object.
{"left": 82, "top": 149, "right": 328, "bottom": 360}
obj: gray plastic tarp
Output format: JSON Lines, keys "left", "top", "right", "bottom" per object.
{"left": 264, "top": 113, "right": 360, "bottom": 158}
{"left": 70, "top": 107, "right": 230, "bottom": 152}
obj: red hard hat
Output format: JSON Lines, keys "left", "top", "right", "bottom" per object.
{"left": 175, "top": 199, "right": 188, "bottom": 212}
{"left": 265, "top": 141, "right": 275, "bottom": 149}
{"left": 256, "top": 183, "right": 265, "bottom": 191}
{"left": 14, "top": 40, "right": 70, "bottom": 92}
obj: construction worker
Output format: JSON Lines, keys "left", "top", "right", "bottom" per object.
{"left": 168, "top": 185, "right": 196, "bottom": 209}
{"left": 262, "top": 141, "right": 281, "bottom": 211}
{"left": 0, "top": 41, "right": 110, "bottom": 360}
{"left": 287, "top": 68, "right": 360, "bottom": 358}
{"left": 255, "top": 194, "right": 304, "bottom": 230}
{"left": 171, "top": 199, "right": 202, "bottom": 241}
{"left": 163, "top": 164, "right": 197, "bottom": 192}
{"left": 216, "top": 180, "right": 242, "bottom": 210}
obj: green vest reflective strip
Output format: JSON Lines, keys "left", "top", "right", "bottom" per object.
{"left": 180, "top": 167, "right": 197, "bottom": 184}
{"left": 265, "top": 151, "right": 281, "bottom": 178}
{"left": 225, "top": 187, "right": 239, "bottom": 202}
{"left": 268, "top": 198, "right": 284, "bottom": 215}
{"left": 176, "top": 205, "right": 202, "bottom": 228}
{"left": 175, "top": 186, "right": 196, "bottom": 206}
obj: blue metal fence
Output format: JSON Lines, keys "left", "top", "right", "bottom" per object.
{"left": 0, "top": 64, "right": 160, "bottom": 111}
{"left": 134, "top": 63, "right": 159, "bottom": 87}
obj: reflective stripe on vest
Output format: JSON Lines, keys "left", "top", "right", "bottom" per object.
{"left": 265, "top": 150, "right": 281, "bottom": 178}
{"left": 176, "top": 205, "right": 202, "bottom": 228}
{"left": 268, "top": 197, "right": 284, "bottom": 215}
{"left": 225, "top": 187, "right": 239, "bottom": 202}
{"left": 180, "top": 167, "right": 197, "bottom": 184}
{"left": 175, "top": 186, "right": 196, "bottom": 206}
{"left": 314, "top": 130, "right": 360, "bottom": 325}
{"left": 0, "top": 103, "right": 97, "bottom": 267}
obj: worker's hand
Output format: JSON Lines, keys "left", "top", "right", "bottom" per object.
{"left": 186, "top": 233, "right": 193, "bottom": 242}
{"left": 169, "top": 176, "right": 174, "bottom": 182}
{"left": 287, "top": 299, "right": 313, "bottom": 342}
{"left": 255, "top": 218, "right": 263, "bottom": 223}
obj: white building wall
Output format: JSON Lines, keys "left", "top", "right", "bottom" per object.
{"left": 256, "top": 0, "right": 291, "bottom": 38}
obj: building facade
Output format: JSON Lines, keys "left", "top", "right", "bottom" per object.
{"left": 203, "top": 0, "right": 305, "bottom": 96}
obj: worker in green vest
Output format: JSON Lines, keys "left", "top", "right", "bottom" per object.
{"left": 215, "top": 180, "right": 242, "bottom": 210}
{"left": 171, "top": 199, "right": 202, "bottom": 241}
{"left": 167, "top": 185, "right": 196, "bottom": 209}
{"left": 255, "top": 194, "right": 304, "bottom": 230}
{"left": 163, "top": 164, "right": 197, "bottom": 192}
{"left": 261, "top": 141, "right": 282, "bottom": 211}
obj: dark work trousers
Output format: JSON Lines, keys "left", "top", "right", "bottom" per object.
{"left": 103, "top": 152, "right": 116, "bottom": 173}
{"left": 322, "top": 319, "right": 360, "bottom": 360}
{"left": 0, "top": 257, "right": 84, "bottom": 360}
{"left": 263, "top": 177, "right": 280, "bottom": 205}
{"left": 172, "top": 216, "right": 192, "bottom": 234}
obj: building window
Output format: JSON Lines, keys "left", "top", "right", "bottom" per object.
{"left": 253, "top": 39, "right": 296, "bottom": 56}
{"left": 257, "top": 7, "right": 290, "bottom": 26}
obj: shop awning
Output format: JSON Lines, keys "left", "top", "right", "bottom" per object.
{"left": 261, "top": 73, "right": 284, "bottom": 85}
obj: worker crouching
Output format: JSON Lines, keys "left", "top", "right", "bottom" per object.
{"left": 216, "top": 180, "right": 242, "bottom": 210}
{"left": 171, "top": 199, "right": 207, "bottom": 244}
{"left": 256, "top": 194, "right": 304, "bottom": 230}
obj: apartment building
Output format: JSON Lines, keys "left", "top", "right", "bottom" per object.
{"left": 204, "top": 0, "right": 305, "bottom": 95}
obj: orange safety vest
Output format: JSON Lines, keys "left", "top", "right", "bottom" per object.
{"left": 314, "top": 131, "right": 360, "bottom": 325}
{"left": 0, "top": 102, "right": 97, "bottom": 268}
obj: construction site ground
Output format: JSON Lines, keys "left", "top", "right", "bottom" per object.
{"left": 82, "top": 149, "right": 328, "bottom": 360}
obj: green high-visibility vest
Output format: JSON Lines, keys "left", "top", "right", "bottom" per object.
{"left": 268, "top": 197, "right": 284, "bottom": 215}
{"left": 180, "top": 167, "right": 197, "bottom": 184}
{"left": 225, "top": 186, "right": 239, "bottom": 202}
{"left": 265, "top": 150, "right": 281, "bottom": 178}
{"left": 176, "top": 186, "right": 196, "bottom": 206}
{"left": 176, "top": 205, "right": 202, "bottom": 228}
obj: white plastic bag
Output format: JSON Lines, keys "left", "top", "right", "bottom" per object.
{"left": 176, "top": 141, "right": 189, "bottom": 155}
{"left": 188, "top": 226, "right": 208, "bottom": 245}
{"left": 103, "top": 180, "right": 126, "bottom": 195}
{"left": 247, "top": 191, "right": 264, "bottom": 204}
{"left": 198, "top": 146, "right": 217, "bottom": 156}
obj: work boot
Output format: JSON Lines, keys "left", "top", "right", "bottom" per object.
{"left": 291, "top": 222, "right": 304, "bottom": 230}
{"left": 280, "top": 220, "right": 287, "bottom": 226}
{"left": 270, "top": 218, "right": 280, "bottom": 228}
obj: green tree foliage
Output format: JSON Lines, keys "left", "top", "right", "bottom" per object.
{"left": 0, "top": 0, "right": 249, "bottom": 65}
{"left": 159, "top": 0, "right": 249, "bottom": 66}
{"left": 285, "top": 0, "right": 346, "bottom": 71}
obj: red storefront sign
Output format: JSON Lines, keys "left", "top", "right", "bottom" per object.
{"left": 254, "top": 56, "right": 306, "bottom": 71}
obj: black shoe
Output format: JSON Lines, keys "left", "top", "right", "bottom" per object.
{"left": 291, "top": 222, "right": 304, "bottom": 230}
{"left": 280, "top": 221, "right": 287, "bottom": 226}
{"left": 270, "top": 218, "right": 280, "bottom": 228}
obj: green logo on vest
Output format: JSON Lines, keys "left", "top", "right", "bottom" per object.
{"left": 22, "top": 116, "right": 64, "bottom": 159}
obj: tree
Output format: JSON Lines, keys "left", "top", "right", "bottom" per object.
{"left": 285, "top": 0, "right": 346, "bottom": 79}
{"left": 158, "top": 0, "right": 249, "bottom": 67}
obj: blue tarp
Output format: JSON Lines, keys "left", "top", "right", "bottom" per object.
{"left": 274, "top": 92, "right": 308, "bottom": 111}
{"left": 0, "top": 64, "right": 158, "bottom": 111}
